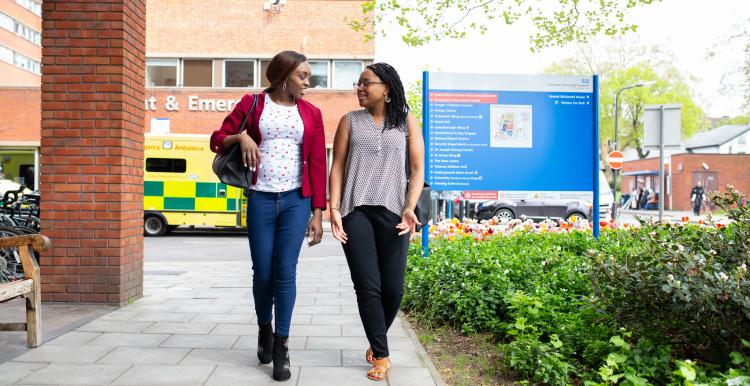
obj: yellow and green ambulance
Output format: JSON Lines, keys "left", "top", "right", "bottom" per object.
{"left": 143, "top": 134, "right": 247, "bottom": 236}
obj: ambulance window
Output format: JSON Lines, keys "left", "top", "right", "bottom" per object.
{"left": 146, "top": 158, "right": 186, "bottom": 173}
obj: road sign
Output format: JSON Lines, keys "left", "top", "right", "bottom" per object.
{"left": 607, "top": 151, "right": 624, "bottom": 170}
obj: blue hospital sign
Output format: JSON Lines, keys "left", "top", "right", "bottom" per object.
{"left": 424, "top": 72, "right": 598, "bottom": 202}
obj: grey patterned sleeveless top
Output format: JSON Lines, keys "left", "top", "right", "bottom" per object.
{"left": 340, "top": 109, "right": 408, "bottom": 218}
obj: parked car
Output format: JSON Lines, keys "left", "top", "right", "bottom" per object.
{"left": 467, "top": 199, "right": 593, "bottom": 222}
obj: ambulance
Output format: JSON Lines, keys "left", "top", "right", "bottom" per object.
{"left": 143, "top": 134, "right": 247, "bottom": 236}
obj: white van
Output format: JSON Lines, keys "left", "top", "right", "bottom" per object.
{"left": 598, "top": 170, "right": 614, "bottom": 221}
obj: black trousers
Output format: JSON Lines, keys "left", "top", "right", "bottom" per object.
{"left": 342, "top": 206, "right": 409, "bottom": 359}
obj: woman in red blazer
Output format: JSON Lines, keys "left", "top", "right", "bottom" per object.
{"left": 210, "top": 51, "right": 327, "bottom": 382}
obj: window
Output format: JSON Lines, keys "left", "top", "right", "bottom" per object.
{"left": 0, "top": 44, "right": 12, "bottom": 64}
{"left": 0, "top": 12, "right": 13, "bottom": 32}
{"left": 14, "top": 22, "right": 41, "bottom": 45}
{"left": 146, "top": 158, "right": 186, "bottom": 173}
{"left": 333, "top": 60, "right": 363, "bottom": 89}
{"left": 146, "top": 59, "right": 178, "bottom": 87}
{"left": 260, "top": 59, "right": 271, "bottom": 88}
{"left": 183, "top": 60, "right": 213, "bottom": 87}
{"left": 13, "top": 51, "right": 39, "bottom": 73}
{"left": 224, "top": 60, "right": 255, "bottom": 88}
{"left": 309, "top": 60, "right": 328, "bottom": 88}
{"left": 0, "top": 12, "right": 41, "bottom": 45}
{"left": 15, "top": 0, "right": 42, "bottom": 16}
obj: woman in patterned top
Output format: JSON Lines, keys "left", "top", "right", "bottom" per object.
{"left": 328, "top": 62, "right": 425, "bottom": 381}
{"left": 210, "top": 51, "right": 327, "bottom": 382}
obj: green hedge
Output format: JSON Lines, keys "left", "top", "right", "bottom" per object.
{"left": 403, "top": 187, "right": 750, "bottom": 385}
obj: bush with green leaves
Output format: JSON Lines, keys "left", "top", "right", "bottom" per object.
{"left": 404, "top": 186, "right": 750, "bottom": 384}
{"left": 590, "top": 186, "right": 750, "bottom": 362}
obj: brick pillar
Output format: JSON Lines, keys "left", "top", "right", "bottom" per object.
{"left": 40, "top": 1, "right": 146, "bottom": 304}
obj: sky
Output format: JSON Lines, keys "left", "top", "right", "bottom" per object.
{"left": 374, "top": 0, "right": 750, "bottom": 118}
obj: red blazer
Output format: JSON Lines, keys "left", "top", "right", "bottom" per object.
{"left": 210, "top": 93, "right": 327, "bottom": 210}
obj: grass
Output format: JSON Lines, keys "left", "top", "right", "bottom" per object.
{"left": 405, "top": 313, "right": 516, "bottom": 386}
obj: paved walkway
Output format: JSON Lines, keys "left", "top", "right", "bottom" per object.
{"left": 0, "top": 237, "right": 443, "bottom": 385}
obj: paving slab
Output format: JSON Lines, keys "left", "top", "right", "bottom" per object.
{"left": 16, "top": 363, "right": 129, "bottom": 385}
{"left": 159, "top": 334, "right": 239, "bottom": 349}
{"left": 97, "top": 347, "right": 190, "bottom": 365}
{"left": 111, "top": 365, "right": 215, "bottom": 386}
{"left": 0, "top": 362, "right": 48, "bottom": 385}
{"left": 84, "top": 332, "right": 170, "bottom": 348}
{"left": 204, "top": 365, "right": 301, "bottom": 386}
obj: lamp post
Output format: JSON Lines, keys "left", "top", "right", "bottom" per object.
{"left": 613, "top": 81, "right": 654, "bottom": 222}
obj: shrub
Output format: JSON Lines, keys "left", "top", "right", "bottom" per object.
{"left": 590, "top": 186, "right": 750, "bottom": 362}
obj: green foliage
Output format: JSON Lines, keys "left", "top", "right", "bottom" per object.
{"left": 591, "top": 186, "right": 750, "bottom": 362}
{"left": 350, "top": 0, "right": 659, "bottom": 52}
{"left": 404, "top": 187, "right": 750, "bottom": 384}
{"left": 546, "top": 58, "right": 706, "bottom": 159}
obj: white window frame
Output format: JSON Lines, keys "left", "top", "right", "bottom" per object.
{"left": 146, "top": 58, "right": 180, "bottom": 88}
{"left": 0, "top": 12, "right": 13, "bottom": 33}
{"left": 308, "top": 59, "right": 331, "bottom": 89}
{"left": 223, "top": 59, "right": 258, "bottom": 88}
{"left": 332, "top": 60, "right": 364, "bottom": 90}
{"left": 0, "top": 44, "right": 14, "bottom": 65}
{"left": 181, "top": 58, "right": 214, "bottom": 88}
{"left": 15, "top": 0, "right": 42, "bottom": 17}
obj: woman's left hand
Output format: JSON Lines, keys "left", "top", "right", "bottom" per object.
{"left": 396, "top": 208, "right": 421, "bottom": 239}
{"left": 307, "top": 212, "right": 323, "bottom": 246}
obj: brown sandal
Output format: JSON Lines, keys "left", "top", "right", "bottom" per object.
{"left": 367, "top": 357, "right": 390, "bottom": 381}
{"left": 365, "top": 347, "right": 375, "bottom": 363}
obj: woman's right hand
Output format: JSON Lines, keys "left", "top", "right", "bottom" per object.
{"left": 330, "top": 209, "right": 348, "bottom": 244}
{"left": 239, "top": 132, "right": 262, "bottom": 170}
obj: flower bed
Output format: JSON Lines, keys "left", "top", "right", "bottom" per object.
{"left": 404, "top": 187, "right": 749, "bottom": 385}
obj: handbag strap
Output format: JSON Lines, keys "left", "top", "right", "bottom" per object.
{"left": 404, "top": 129, "right": 411, "bottom": 179}
{"left": 238, "top": 94, "right": 259, "bottom": 134}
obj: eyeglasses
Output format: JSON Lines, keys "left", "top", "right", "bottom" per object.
{"left": 353, "top": 80, "right": 385, "bottom": 89}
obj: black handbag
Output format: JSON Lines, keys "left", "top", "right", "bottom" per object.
{"left": 212, "top": 94, "right": 258, "bottom": 189}
{"left": 406, "top": 131, "right": 431, "bottom": 230}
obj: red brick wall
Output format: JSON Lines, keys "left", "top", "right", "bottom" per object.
{"left": 621, "top": 154, "right": 750, "bottom": 211}
{"left": 146, "top": 0, "right": 373, "bottom": 57}
{"left": 40, "top": 0, "right": 146, "bottom": 304}
{"left": 0, "top": 87, "right": 41, "bottom": 143}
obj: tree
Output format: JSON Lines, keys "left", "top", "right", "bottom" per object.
{"left": 546, "top": 53, "right": 706, "bottom": 160}
{"left": 350, "top": 0, "right": 659, "bottom": 52}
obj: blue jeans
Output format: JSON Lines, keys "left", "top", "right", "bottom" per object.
{"left": 246, "top": 188, "right": 310, "bottom": 337}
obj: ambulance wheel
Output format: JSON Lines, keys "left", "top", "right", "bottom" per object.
{"left": 144, "top": 215, "right": 168, "bottom": 237}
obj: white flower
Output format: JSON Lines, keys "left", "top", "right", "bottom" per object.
{"left": 719, "top": 272, "right": 729, "bottom": 282}
{"left": 728, "top": 377, "right": 745, "bottom": 386}
{"left": 649, "top": 231, "right": 657, "bottom": 237}
{"left": 667, "top": 274, "right": 675, "bottom": 282}
{"left": 709, "top": 250, "right": 717, "bottom": 255}
{"left": 677, "top": 244, "right": 685, "bottom": 252}
{"left": 739, "top": 263, "right": 747, "bottom": 273}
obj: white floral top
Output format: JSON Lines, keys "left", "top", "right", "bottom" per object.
{"left": 252, "top": 97, "right": 304, "bottom": 192}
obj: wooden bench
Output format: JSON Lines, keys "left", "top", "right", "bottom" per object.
{"left": 0, "top": 234, "right": 50, "bottom": 348}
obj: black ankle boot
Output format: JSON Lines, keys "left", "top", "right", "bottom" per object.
{"left": 257, "top": 322, "right": 273, "bottom": 364}
{"left": 272, "top": 334, "right": 291, "bottom": 381}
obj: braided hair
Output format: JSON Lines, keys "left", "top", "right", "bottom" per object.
{"left": 367, "top": 62, "right": 409, "bottom": 131}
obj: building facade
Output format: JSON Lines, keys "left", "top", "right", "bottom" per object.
{"left": 0, "top": 0, "right": 42, "bottom": 189}
{"left": 620, "top": 153, "right": 750, "bottom": 212}
{"left": 1, "top": 0, "right": 373, "bottom": 190}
